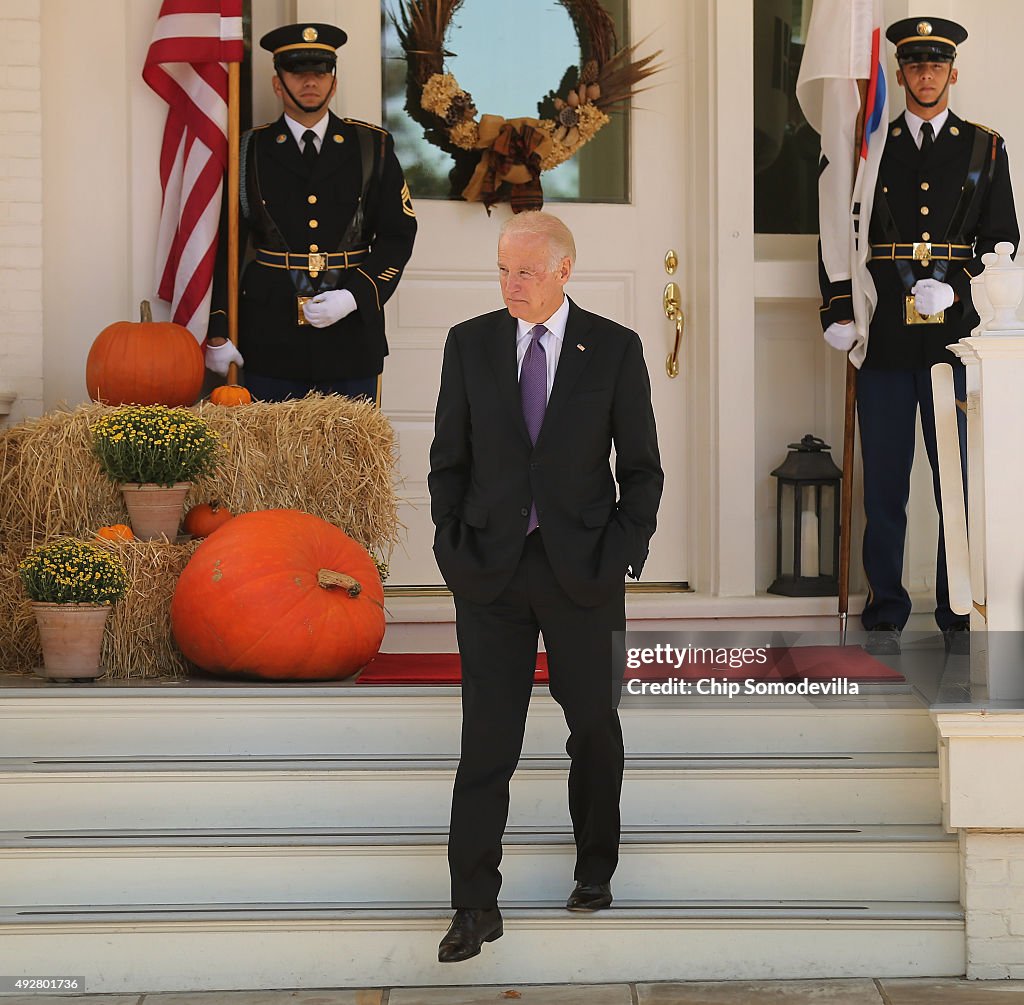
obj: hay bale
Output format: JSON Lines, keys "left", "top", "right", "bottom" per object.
{"left": 0, "top": 396, "right": 398, "bottom": 557}
{"left": 0, "top": 538, "right": 201, "bottom": 679}
{"left": 0, "top": 541, "right": 37, "bottom": 673}
{"left": 0, "top": 395, "right": 398, "bottom": 680}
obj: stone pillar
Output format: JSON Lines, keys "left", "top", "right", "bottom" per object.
{"left": 933, "top": 713, "right": 1024, "bottom": 978}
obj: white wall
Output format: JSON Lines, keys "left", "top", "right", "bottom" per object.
{"left": 41, "top": 0, "right": 148, "bottom": 410}
{"left": 0, "top": 0, "right": 43, "bottom": 425}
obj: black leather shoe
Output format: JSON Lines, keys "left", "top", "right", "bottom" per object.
{"left": 864, "top": 623, "right": 901, "bottom": 656}
{"left": 566, "top": 882, "right": 613, "bottom": 912}
{"left": 438, "top": 907, "right": 503, "bottom": 963}
{"left": 943, "top": 624, "right": 970, "bottom": 656}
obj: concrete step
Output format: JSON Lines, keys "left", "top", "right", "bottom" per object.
{"left": 0, "top": 824, "right": 959, "bottom": 905}
{"left": 0, "top": 753, "right": 942, "bottom": 829}
{"left": 0, "top": 900, "right": 965, "bottom": 992}
{"left": 0, "top": 685, "right": 934, "bottom": 757}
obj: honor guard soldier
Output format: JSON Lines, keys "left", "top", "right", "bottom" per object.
{"left": 818, "top": 17, "right": 1018, "bottom": 655}
{"left": 206, "top": 22, "right": 417, "bottom": 402}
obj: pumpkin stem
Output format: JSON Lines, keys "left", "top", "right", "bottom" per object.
{"left": 140, "top": 300, "right": 153, "bottom": 323}
{"left": 318, "top": 569, "right": 362, "bottom": 597}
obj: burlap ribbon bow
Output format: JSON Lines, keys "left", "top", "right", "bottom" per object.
{"left": 462, "top": 114, "right": 554, "bottom": 213}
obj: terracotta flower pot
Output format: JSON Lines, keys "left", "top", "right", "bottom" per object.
{"left": 31, "top": 602, "right": 112, "bottom": 681}
{"left": 120, "top": 482, "right": 191, "bottom": 540}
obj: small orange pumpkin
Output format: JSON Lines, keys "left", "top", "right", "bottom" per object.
{"left": 170, "top": 509, "right": 385, "bottom": 680}
{"left": 86, "top": 301, "right": 205, "bottom": 407}
{"left": 183, "top": 501, "right": 234, "bottom": 539}
{"left": 209, "top": 384, "right": 253, "bottom": 406}
{"left": 96, "top": 524, "right": 135, "bottom": 542}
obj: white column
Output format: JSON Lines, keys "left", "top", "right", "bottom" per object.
{"left": 0, "top": 0, "right": 43, "bottom": 424}
{"left": 948, "top": 243, "right": 1024, "bottom": 700}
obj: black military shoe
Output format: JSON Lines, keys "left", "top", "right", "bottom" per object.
{"left": 566, "top": 882, "right": 613, "bottom": 912}
{"left": 864, "top": 623, "right": 901, "bottom": 656}
{"left": 438, "top": 907, "right": 503, "bottom": 963}
{"left": 943, "top": 624, "right": 970, "bottom": 656}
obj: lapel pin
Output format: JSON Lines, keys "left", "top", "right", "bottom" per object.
{"left": 577, "top": 343, "right": 586, "bottom": 352}
{"left": 276, "top": 133, "right": 287, "bottom": 143}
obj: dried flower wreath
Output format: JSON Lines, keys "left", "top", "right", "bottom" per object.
{"left": 393, "top": 0, "right": 662, "bottom": 212}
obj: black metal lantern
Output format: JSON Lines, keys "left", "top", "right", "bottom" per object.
{"left": 768, "top": 434, "right": 842, "bottom": 597}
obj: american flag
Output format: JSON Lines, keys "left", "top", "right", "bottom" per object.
{"left": 796, "top": 0, "right": 889, "bottom": 366}
{"left": 143, "top": 0, "right": 244, "bottom": 341}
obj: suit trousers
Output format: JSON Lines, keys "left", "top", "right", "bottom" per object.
{"left": 448, "top": 529, "right": 626, "bottom": 908}
{"left": 857, "top": 364, "right": 968, "bottom": 631}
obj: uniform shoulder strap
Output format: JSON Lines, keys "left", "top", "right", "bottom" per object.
{"left": 968, "top": 121, "right": 1001, "bottom": 139}
{"left": 341, "top": 117, "right": 389, "bottom": 136}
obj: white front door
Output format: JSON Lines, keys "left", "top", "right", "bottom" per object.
{"left": 301, "top": 0, "right": 699, "bottom": 589}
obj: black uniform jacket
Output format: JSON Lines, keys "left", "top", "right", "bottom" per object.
{"left": 819, "top": 111, "right": 1018, "bottom": 370}
{"left": 220, "top": 111, "right": 417, "bottom": 381}
{"left": 428, "top": 299, "right": 664, "bottom": 607}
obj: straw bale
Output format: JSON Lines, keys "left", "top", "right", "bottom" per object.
{"left": 0, "top": 538, "right": 201, "bottom": 679}
{"left": 0, "top": 394, "right": 398, "bottom": 679}
{"left": 0, "top": 395, "right": 399, "bottom": 557}
{"left": 0, "top": 541, "right": 37, "bottom": 673}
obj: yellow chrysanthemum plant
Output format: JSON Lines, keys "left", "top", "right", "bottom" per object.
{"left": 90, "top": 404, "right": 223, "bottom": 486}
{"left": 19, "top": 538, "right": 129, "bottom": 606}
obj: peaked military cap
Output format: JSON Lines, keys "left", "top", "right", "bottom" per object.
{"left": 886, "top": 17, "right": 967, "bottom": 64}
{"left": 260, "top": 23, "right": 348, "bottom": 73}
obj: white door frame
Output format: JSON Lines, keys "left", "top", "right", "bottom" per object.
{"left": 303, "top": 0, "right": 758, "bottom": 599}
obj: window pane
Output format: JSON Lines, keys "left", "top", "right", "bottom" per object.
{"left": 753, "top": 0, "right": 820, "bottom": 234}
{"left": 382, "top": 0, "right": 630, "bottom": 204}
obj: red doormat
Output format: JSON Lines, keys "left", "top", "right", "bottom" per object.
{"left": 356, "top": 646, "right": 904, "bottom": 685}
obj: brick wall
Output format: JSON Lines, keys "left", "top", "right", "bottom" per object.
{"left": 965, "top": 831, "right": 1024, "bottom": 978}
{"left": 0, "top": 0, "right": 43, "bottom": 424}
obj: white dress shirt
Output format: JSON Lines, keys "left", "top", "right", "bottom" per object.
{"left": 515, "top": 295, "right": 569, "bottom": 401}
{"left": 284, "top": 112, "right": 329, "bottom": 153}
{"left": 904, "top": 108, "right": 950, "bottom": 149}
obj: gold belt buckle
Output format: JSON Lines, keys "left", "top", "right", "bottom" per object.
{"left": 904, "top": 295, "right": 945, "bottom": 325}
{"left": 297, "top": 295, "right": 312, "bottom": 325}
{"left": 307, "top": 252, "right": 327, "bottom": 278}
{"left": 913, "top": 241, "right": 933, "bottom": 266}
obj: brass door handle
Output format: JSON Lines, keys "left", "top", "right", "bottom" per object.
{"left": 664, "top": 281, "right": 684, "bottom": 378}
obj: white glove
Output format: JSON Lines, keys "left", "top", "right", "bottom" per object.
{"left": 302, "top": 289, "right": 357, "bottom": 328}
{"left": 823, "top": 321, "right": 858, "bottom": 352}
{"left": 912, "top": 278, "right": 955, "bottom": 316}
{"left": 204, "top": 340, "right": 244, "bottom": 376}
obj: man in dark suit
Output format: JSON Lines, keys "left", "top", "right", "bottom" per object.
{"left": 428, "top": 211, "right": 663, "bottom": 962}
{"left": 205, "top": 22, "right": 417, "bottom": 402}
{"left": 818, "top": 16, "right": 1018, "bottom": 655}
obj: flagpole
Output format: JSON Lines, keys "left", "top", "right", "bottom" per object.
{"left": 839, "top": 79, "right": 870, "bottom": 646}
{"left": 226, "top": 60, "right": 241, "bottom": 387}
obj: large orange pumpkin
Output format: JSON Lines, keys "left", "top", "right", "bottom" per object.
{"left": 86, "top": 301, "right": 205, "bottom": 406}
{"left": 170, "top": 509, "right": 385, "bottom": 680}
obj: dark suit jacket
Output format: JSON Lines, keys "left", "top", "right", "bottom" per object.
{"left": 213, "top": 112, "right": 417, "bottom": 380}
{"left": 428, "top": 299, "right": 664, "bottom": 607}
{"left": 818, "top": 111, "right": 1018, "bottom": 369}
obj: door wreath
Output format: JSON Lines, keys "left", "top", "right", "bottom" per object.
{"left": 393, "top": 0, "right": 662, "bottom": 212}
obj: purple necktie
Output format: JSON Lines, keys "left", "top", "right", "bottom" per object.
{"left": 520, "top": 324, "right": 547, "bottom": 532}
